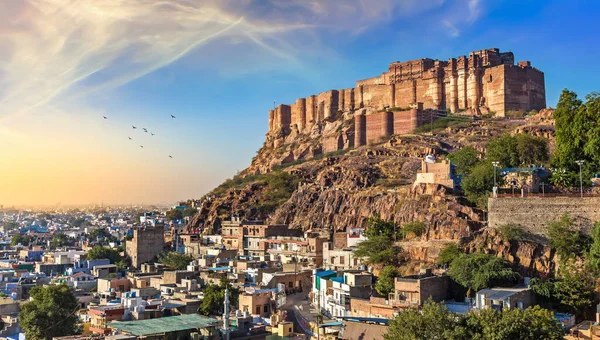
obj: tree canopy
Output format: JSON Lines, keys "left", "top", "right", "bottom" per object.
{"left": 460, "top": 162, "right": 495, "bottom": 208}
{"left": 448, "top": 253, "right": 519, "bottom": 294}
{"left": 50, "top": 233, "right": 72, "bottom": 249}
{"left": 19, "top": 284, "right": 79, "bottom": 340}
{"left": 547, "top": 213, "right": 589, "bottom": 260}
{"left": 165, "top": 209, "right": 184, "bottom": 221}
{"left": 354, "top": 235, "right": 397, "bottom": 265}
{"left": 158, "top": 251, "right": 193, "bottom": 270}
{"left": 384, "top": 300, "right": 563, "bottom": 340}
{"left": 198, "top": 277, "right": 240, "bottom": 316}
{"left": 10, "top": 234, "right": 33, "bottom": 247}
{"left": 365, "top": 215, "right": 396, "bottom": 239}
{"left": 375, "top": 266, "right": 398, "bottom": 297}
{"left": 486, "top": 134, "right": 549, "bottom": 168}
{"left": 86, "top": 246, "right": 121, "bottom": 264}
{"left": 437, "top": 243, "right": 462, "bottom": 266}
{"left": 448, "top": 146, "right": 480, "bottom": 175}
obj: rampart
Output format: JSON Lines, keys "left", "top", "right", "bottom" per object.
{"left": 268, "top": 48, "right": 545, "bottom": 137}
{"left": 488, "top": 197, "right": 600, "bottom": 236}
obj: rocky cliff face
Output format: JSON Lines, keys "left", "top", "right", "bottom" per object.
{"left": 189, "top": 110, "right": 557, "bottom": 275}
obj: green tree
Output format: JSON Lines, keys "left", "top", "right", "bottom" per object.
{"left": 50, "top": 233, "right": 71, "bottom": 249}
{"left": 86, "top": 246, "right": 121, "bottom": 264}
{"left": 19, "top": 284, "right": 79, "bottom": 340}
{"left": 399, "top": 221, "right": 426, "bottom": 239}
{"left": 497, "top": 224, "right": 525, "bottom": 242}
{"left": 586, "top": 222, "right": 600, "bottom": 273}
{"left": 375, "top": 266, "right": 398, "bottom": 297}
{"left": 158, "top": 252, "right": 193, "bottom": 270}
{"left": 553, "top": 89, "right": 586, "bottom": 170}
{"left": 448, "top": 253, "right": 519, "bottom": 294}
{"left": 465, "top": 306, "right": 563, "bottom": 340}
{"left": 10, "top": 234, "right": 33, "bottom": 247}
{"left": 460, "top": 162, "right": 495, "bottom": 208}
{"left": 182, "top": 206, "right": 198, "bottom": 218}
{"left": 486, "top": 134, "right": 548, "bottom": 168}
{"left": 530, "top": 267, "right": 594, "bottom": 317}
{"left": 354, "top": 236, "right": 397, "bottom": 265}
{"left": 87, "top": 228, "right": 114, "bottom": 243}
{"left": 547, "top": 213, "right": 586, "bottom": 259}
{"left": 365, "top": 215, "right": 396, "bottom": 239}
{"left": 437, "top": 243, "right": 462, "bottom": 266}
{"left": 384, "top": 300, "right": 467, "bottom": 340}
{"left": 448, "top": 146, "right": 480, "bottom": 175}
{"left": 198, "top": 278, "right": 239, "bottom": 316}
{"left": 165, "top": 209, "right": 184, "bottom": 221}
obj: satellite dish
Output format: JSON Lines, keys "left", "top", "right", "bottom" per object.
{"left": 425, "top": 155, "right": 436, "bottom": 164}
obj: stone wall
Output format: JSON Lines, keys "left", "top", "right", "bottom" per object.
{"left": 488, "top": 197, "right": 600, "bottom": 235}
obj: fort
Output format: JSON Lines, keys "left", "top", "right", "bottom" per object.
{"left": 267, "top": 48, "right": 545, "bottom": 147}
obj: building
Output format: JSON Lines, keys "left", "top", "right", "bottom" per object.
{"left": 389, "top": 270, "right": 450, "bottom": 307}
{"left": 92, "top": 264, "right": 118, "bottom": 279}
{"left": 126, "top": 226, "right": 165, "bottom": 268}
{"left": 475, "top": 286, "right": 535, "bottom": 310}
{"left": 108, "top": 314, "right": 219, "bottom": 339}
{"left": 268, "top": 48, "right": 546, "bottom": 142}
{"left": 325, "top": 272, "right": 373, "bottom": 318}
{"left": 414, "top": 158, "right": 456, "bottom": 189}
{"left": 323, "top": 242, "right": 364, "bottom": 271}
{"left": 89, "top": 306, "right": 126, "bottom": 335}
{"left": 238, "top": 290, "right": 275, "bottom": 317}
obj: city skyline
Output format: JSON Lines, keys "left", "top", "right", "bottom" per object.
{"left": 1, "top": 0, "right": 599, "bottom": 206}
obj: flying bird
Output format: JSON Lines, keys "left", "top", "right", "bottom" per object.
{"left": 132, "top": 125, "right": 137, "bottom": 129}
{"left": 140, "top": 145, "right": 144, "bottom": 148}
{"left": 103, "top": 116, "right": 107, "bottom": 119}
{"left": 143, "top": 128, "right": 147, "bottom": 132}
{"left": 171, "top": 115, "right": 176, "bottom": 118}
{"left": 151, "top": 133, "right": 155, "bottom": 136}
{"left": 169, "top": 155, "right": 173, "bottom": 159}
{"left": 128, "top": 137, "right": 132, "bottom": 140}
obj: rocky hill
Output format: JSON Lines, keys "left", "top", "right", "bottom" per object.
{"left": 188, "top": 109, "right": 557, "bottom": 275}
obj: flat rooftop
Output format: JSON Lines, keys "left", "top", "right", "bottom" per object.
{"left": 109, "top": 314, "right": 218, "bottom": 336}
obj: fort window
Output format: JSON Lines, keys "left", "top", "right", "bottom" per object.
{"left": 489, "top": 75, "right": 492, "bottom": 82}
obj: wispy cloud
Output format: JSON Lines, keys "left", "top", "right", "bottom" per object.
{"left": 443, "top": 20, "right": 461, "bottom": 38}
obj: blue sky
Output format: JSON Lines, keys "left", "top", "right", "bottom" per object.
{"left": 0, "top": 0, "right": 599, "bottom": 206}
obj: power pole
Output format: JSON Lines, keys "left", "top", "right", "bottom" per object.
{"left": 576, "top": 160, "right": 585, "bottom": 198}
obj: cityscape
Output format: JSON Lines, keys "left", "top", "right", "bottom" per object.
{"left": 2, "top": 1, "right": 600, "bottom": 340}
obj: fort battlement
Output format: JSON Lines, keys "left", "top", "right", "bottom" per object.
{"left": 268, "top": 48, "right": 546, "bottom": 138}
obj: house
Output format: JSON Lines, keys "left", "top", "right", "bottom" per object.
{"left": 413, "top": 157, "right": 456, "bottom": 189}
{"left": 238, "top": 290, "right": 275, "bottom": 317}
{"left": 89, "top": 305, "right": 126, "bottom": 335}
{"left": 475, "top": 286, "right": 535, "bottom": 310}
{"left": 108, "top": 314, "right": 219, "bottom": 339}
{"left": 389, "top": 269, "right": 450, "bottom": 307}
{"left": 68, "top": 272, "right": 97, "bottom": 290}
{"left": 92, "top": 264, "right": 118, "bottom": 278}
{"left": 325, "top": 272, "right": 373, "bottom": 318}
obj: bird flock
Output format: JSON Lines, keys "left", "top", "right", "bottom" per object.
{"left": 103, "top": 114, "right": 176, "bottom": 159}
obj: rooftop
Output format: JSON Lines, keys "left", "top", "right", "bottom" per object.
{"left": 109, "top": 314, "right": 218, "bottom": 336}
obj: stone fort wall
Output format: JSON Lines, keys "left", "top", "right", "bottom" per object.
{"left": 268, "top": 48, "right": 546, "bottom": 138}
{"left": 488, "top": 197, "right": 600, "bottom": 236}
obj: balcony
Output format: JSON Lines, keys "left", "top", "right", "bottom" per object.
{"left": 326, "top": 296, "right": 351, "bottom": 310}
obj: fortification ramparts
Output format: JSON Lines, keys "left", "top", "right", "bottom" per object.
{"left": 268, "top": 48, "right": 546, "bottom": 138}
{"left": 488, "top": 197, "right": 600, "bottom": 236}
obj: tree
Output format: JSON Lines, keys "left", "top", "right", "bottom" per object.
{"left": 166, "top": 208, "right": 184, "bottom": 221}
{"left": 448, "top": 253, "right": 519, "bottom": 294}
{"left": 399, "top": 221, "right": 426, "bottom": 239}
{"left": 547, "top": 213, "right": 587, "bottom": 260}
{"left": 50, "top": 233, "right": 71, "bottom": 249}
{"left": 375, "top": 266, "right": 398, "bottom": 297}
{"left": 465, "top": 306, "right": 563, "bottom": 340}
{"left": 87, "top": 228, "right": 114, "bottom": 243}
{"left": 158, "top": 252, "right": 193, "bottom": 270}
{"left": 530, "top": 267, "right": 594, "bottom": 317}
{"left": 365, "top": 215, "right": 396, "bottom": 239}
{"left": 586, "top": 222, "right": 600, "bottom": 273}
{"left": 19, "top": 284, "right": 79, "bottom": 340}
{"left": 86, "top": 246, "right": 121, "bottom": 264}
{"left": 460, "top": 162, "right": 495, "bottom": 208}
{"left": 448, "top": 146, "right": 480, "bottom": 175}
{"left": 497, "top": 224, "right": 525, "bottom": 242}
{"left": 437, "top": 243, "right": 462, "bottom": 266}
{"left": 10, "top": 234, "right": 33, "bottom": 247}
{"left": 486, "top": 134, "right": 548, "bottom": 168}
{"left": 354, "top": 236, "right": 397, "bottom": 265}
{"left": 182, "top": 206, "right": 198, "bottom": 218}
{"left": 384, "top": 300, "right": 467, "bottom": 340}
{"left": 198, "top": 278, "right": 239, "bottom": 316}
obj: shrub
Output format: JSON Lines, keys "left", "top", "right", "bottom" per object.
{"left": 437, "top": 243, "right": 462, "bottom": 266}
{"left": 400, "top": 221, "right": 426, "bottom": 239}
{"left": 497, "top": 224, "right": 525, "bottom": 241}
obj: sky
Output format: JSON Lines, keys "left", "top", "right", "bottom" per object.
{"left": 1, "top": 0, "right": 599, "bottom": 207}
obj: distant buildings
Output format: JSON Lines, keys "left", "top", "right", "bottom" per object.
{"left": 126, "top": 225, "right": 165, "bottom": 268}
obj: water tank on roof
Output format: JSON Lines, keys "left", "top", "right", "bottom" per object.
{"left": 425, "top": 155, "right": 436, "bottom": 163}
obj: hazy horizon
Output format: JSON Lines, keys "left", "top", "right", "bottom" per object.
{"left": 1, "top": 0, "right": 599, "bottom": 206}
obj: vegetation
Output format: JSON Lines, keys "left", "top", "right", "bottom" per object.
{"left": 586, "top": 222, "right": 600, "bottom": 274}
{"left": 553, "top": 89, "right": 600, "bottom": 180}
{"left": 414, "top": 116, "right": 472, "bottom": 133}
{"left": 547, "top": 213, "right": 589, "bottom": 260}
{"left": 182, "top": 206, "right": 198, "bottom": 218}
{"left": 165, "top": 208, "right": 184, "bottom": 221}
{"left": 86, "top": 246, "right": 121, "bottom": 264}
{"left": 399, "top": 221, "right": 426, "bottom": 239}
{"left": 87, "top": 228, "right": 116, "bottom": 243}
{"left": 448, "top": 253, "right": 519, "bottom": 294}
{"left": 437, "top": 243, "right": 462, "bottom": 266}
{"left": 365, "top": 215, "right": 396, "bottom": 239}
{"left": 460, "top": 162, "right": 495, "bottom": 208}
{"left": 447, "top": 146, "right": 480, "bottom": 175}
{"left": 10, "top": 234, "right": 33, "bottom": 247}
{"left": 486, "top": 134, "right": 549, "bottom": 168}
{"left": 375, "top": 266, "right": 398, "bottom": 297}
{"left": 158, "top": 251, "right": 194, "bottom": 270}
{"left": 255, "top": 171, "right": 301, "bottom": 214}
{"left": 198, "top": 277, "right": 240, "bottom": 316}
{"left": 354, "top": 236, "right": 397, "bottom": 265}
{"left": 497, "top": 224, "right": 525, "bottom": 242}
{"left": 384, "top": 300, "right": 563, "bottom": 340}
{"left": 19, "top": 284, "right": 79, "bottom": 340}
{"left": 530, "top": 267, "right": 595, "bottom": 316}
{"left": 50, "top": 233, "right": 72, "bottom": 249}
